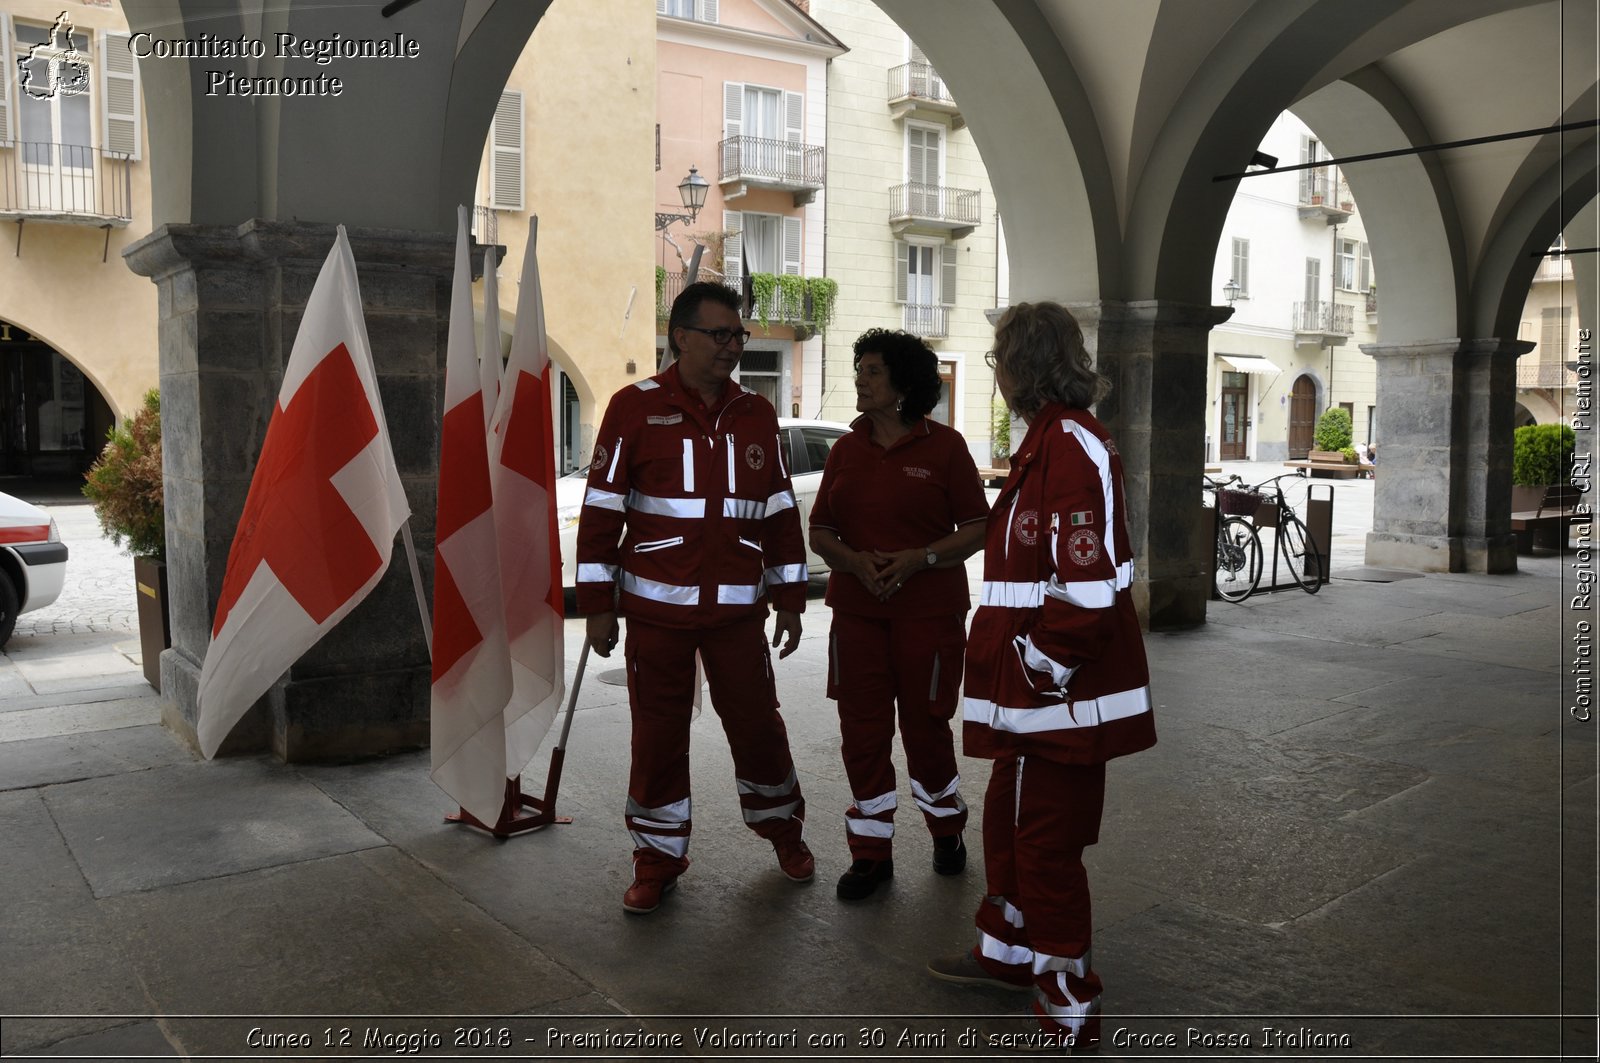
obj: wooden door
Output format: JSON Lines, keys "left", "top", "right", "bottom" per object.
{"left": 1219, "top": 370, "right": 1248, "bottom": 460}
{"left": 1288, "top": 375, "right": 1317, "bottom": 458}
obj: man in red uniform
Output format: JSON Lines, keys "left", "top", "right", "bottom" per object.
{"left": 577, "top": 281, "right": 814, "bottom": 914}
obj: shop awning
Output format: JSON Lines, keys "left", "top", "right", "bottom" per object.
{"left": 1217, "top": 354, "right": 1281, "bottom": 374}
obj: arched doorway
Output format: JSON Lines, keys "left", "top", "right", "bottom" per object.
{"left": 0, "top": 321, "right": 115, "bottom": 479}
{"left": 1288, "top": 374, "right": 1317, "bottom": 458}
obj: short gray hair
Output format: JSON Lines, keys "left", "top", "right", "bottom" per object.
{"left": 991, "top": 301, "right": 1109, "bottom": 417}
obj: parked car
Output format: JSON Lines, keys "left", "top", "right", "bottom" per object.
{"left": 555, "top": 417, "right": 851, "bottom": 593}
{"left": 0, "top": 492, "right": 69, "bottom": 648}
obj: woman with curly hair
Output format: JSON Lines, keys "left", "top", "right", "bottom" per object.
{"left": 928, "top": 302, "right": 1156, "bottom": 1053}
{"left": 808, "top": 328, "right": 989, "bottom": 901}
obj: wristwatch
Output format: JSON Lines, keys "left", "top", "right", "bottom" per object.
{"left": 925, "top": 548, "right": 939, "bottom": 569}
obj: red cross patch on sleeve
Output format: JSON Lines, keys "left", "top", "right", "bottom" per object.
{"left": 1066, "top": 528, "right": 1101, "bottom": 566}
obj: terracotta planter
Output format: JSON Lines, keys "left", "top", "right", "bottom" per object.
{"left": 134, "top": 555, "right": 171, "bottom": 692}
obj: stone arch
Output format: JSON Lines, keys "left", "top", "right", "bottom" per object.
{"left": 1515, "top": 394, "right": 1560, "bottom": 426}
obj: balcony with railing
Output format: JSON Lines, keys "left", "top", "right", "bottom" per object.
{"left": 0, "top": 142, "right": 132, "bottom": 228}
{"left": 1297, "top": 166, "right": 1353, "bottom": 223}
{"left": 902, "top": 303, "right": 948, "bottom": 339}
{"left": 657, "top": 271, "right": 835, "bottom": 339}
{"left": 1293, "top": 300, "right": 1354, "bottom": 345}
{"left": 887, "top": 62, "right": 963, "bottom": 128}
{"left": 889, "top": 182, "right": 981, "bottom": 238}
{"left": 1533, "top": 255, "right": 1575, "bottom": 284}
{"left": 1517, "top": 360, "right": 1578, "bottom": 389}
{"left": 718, "top": 136, "right": 825, "bottom": 205}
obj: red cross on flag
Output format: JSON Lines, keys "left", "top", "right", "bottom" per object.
{"left": 490, "top": 217, "right": 566, "bottom": 776}
{"left": 196, "top": 227, "right": 410, "bottom": 758}
{"left": 429, "top": 207, "right": 514, "bottom": 826}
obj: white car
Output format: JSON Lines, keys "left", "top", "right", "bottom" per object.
{"left": 555, "top": 417, "right": 852, "bottom": 593}
{"left": 0, "top": 491, "right": 68, "bottom": 648}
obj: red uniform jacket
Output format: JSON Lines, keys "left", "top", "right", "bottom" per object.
{"left": 575, "top": 365, "right": 808, "bottom": 628}
{"left": 963, "top": 403, "right": 1157, "bottom": 764}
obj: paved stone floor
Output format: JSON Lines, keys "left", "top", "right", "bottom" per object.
{"left": 1, "top": 473, "right": 1595, "bottom": 1062}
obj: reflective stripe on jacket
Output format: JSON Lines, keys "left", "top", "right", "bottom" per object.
{"left": 962, "top": 403, "right": 1156, "bottom": 765}
{"left": 575, "top": 367, "right": 808, "bottom": 628}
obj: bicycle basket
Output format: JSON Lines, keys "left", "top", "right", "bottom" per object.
{"left": 1217, "top": 488, "right": 1264, "bottom": 516}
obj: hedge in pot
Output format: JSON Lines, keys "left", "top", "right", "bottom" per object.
{"left": 1512, "top": 422, "right": 1575, "bottom": 511}
{"left": 82, "top": 388, "right": 170, "bottom": 691}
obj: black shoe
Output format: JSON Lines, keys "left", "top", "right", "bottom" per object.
{"left": 835, "top": 858, "right": 893, "bottom": 900}
{"left": 932, "top": 834, "right": 967, "bottom": 875}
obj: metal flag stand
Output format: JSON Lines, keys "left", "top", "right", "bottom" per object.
{"left": 445, "top": 641, "right": 593, "bottom": 839}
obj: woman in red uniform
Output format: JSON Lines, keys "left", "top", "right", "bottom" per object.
{"left": 928, "top": 302, "right": 1157, "bottom": 1052}
{"left": 809, "top": 329, "right": 989, "bottom": 901}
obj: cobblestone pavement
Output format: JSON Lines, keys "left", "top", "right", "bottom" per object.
{"left": 7, "top": 497, "right": 140, "bottom": 640}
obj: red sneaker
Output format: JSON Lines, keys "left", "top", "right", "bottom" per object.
{"left": 773, "top": 836, "right": 815, "bottom": 882}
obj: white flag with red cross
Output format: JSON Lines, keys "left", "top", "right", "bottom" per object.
{"left": 196, "top": 227, "right": 410, "bottom": 759}
{"left": 429, "top": 207, "right": 516, "bottom": 825}
{"left": 490, "top": 217, "right": 567, "bottom": 775}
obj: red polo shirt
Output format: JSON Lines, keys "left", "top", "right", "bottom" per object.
{"left": 810, "top": 416, "right": 989, "bottom": 618}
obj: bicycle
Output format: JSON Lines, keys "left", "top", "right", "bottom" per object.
{"left": 1246, "top": 473, "right": 1322, "bottom": 594}
{"left": 1204, "top": 473, "right": 1263, "bottom": 602}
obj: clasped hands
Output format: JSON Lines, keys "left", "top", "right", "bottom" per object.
{"left": 848, "top": 547, "right": 929, "bottom": 602}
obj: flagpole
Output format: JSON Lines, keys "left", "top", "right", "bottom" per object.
{"left": 400, "top": 519, "right": 433, "bottom": 656}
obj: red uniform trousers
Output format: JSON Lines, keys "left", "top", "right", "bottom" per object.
{"left": 623, "top": 616, "right": 806, "bottom": 880}
{"left": 972, "top": 755, "right": 1106, "bottom": 1046}
{"left": 827, "top": 611, "right": 969, "bottom": 861}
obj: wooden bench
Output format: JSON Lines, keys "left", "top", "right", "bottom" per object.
{"left": 1283, "top": 449, "right": 1363, "bottom": 479}
{"left": 977, "top": 466, "right": 1009, "bottom": 488}
{"left": 1511, "top": 484, "right": 1592, "bottom": 553}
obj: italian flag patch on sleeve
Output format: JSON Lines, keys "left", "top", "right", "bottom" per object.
{"left": 1070, "top": 510, "right": 1093, "bottom": 526}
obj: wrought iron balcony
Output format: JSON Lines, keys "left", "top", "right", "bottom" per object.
{"left": 888, "top": 62, "right": 962, "bottom": 128}
{"left": 656, "top": 271, "right": 740, "bottom": 318}
{"left": 718, "top": 135, "right": 825, "bottom": 206}
{"left": 903, "top": 303, "right": 948, "bottom": 338}
{"left": 1297, "top": 166, "right": 1353, "bottom": 223}
{"left": 0, "top": 142, "right": 132, "bottom": 227}
{"left": 1517, "top": 360, "right": 1577, "bottom": 388}
{"left": 1292, "top": 300, "right": 1354, "bottom": 344}
{"left": 889, "top": 182, "right": 981, "bottom": 238}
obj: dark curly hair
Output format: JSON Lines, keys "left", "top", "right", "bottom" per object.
{"left": 853, "top": 328, "right": 942, "bottom": 424}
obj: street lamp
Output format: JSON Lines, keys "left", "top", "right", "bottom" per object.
{"left": 656, "top": 166, "right": 709, "bottom": 231}
{"left": 1223, "top": 278, "right": 1242, "bottom": 305}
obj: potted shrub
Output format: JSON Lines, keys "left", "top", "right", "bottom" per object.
{"left": 1512, "top": 422, "right": 1575, "bottom": 511}
{"left": 1311, "top": 406, "right": 1354, "bottom": 464}
{"left": 82, "top": 388, "right": 168, "bottom": 691}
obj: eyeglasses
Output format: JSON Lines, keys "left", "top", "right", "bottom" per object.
{"left": 983, "top": 349, "right": 999, "bottom": 370}
{"left": 680, "top": 325, "right": 752, "bottom": 347}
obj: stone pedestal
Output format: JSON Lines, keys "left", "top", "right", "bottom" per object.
{"left": 1071, "top": 300, "right": 1231, "bottom": 630}
{"left": 124, "top": 221, "right": 456, "bottom": 760}
{"left": 1362, "top": 338, "right": 1529, "bottom": 573}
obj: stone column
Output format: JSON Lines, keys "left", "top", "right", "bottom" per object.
{"left": 1363, "top": 337, "right": 1529, "bottom": 573}
{"left": 125, "top": 221, "right": 454, "bottom": 760}
{"left": 1071, "top": 299, "right": 1230, "bottom": 630}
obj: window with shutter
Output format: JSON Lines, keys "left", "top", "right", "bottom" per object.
{"left": 488, "top": 91, "right": 524, "bottom": 211}
{"left": 1231, "top": 237, "right": 1249, "bottom": 296}
{"left": 722, "top": 81, "right": 743, "bottom": 175}
{"left": 940, "top": 244, "right": 958, "bottom": 306}
{"left": 0, "top": 14, "right": 13, "bottom": 145}
{"left": 1359, "top": 242, "right": 1373, "bottom": 291}
{"left": 782, "top": 216, "right": 802, "bottom": 276}
{"left": 722, "top": 210, "right": 743, "bottom": 281}
{"left": 894, "top": 242, "right": 910, "bottom": 303}
{"left": 99, "top": 30, "right": 139, "bottom": 159}
{"left": 783, "top": 90, "right": 803, "bottom": 180}
{"left": 699, "top": 0, "right": 720, "bottom": 23}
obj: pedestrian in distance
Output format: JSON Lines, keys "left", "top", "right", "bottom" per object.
{"left": 575, "top": 281, "right": 814, "bottom": 915}
{"left": 928, "top": 301, "right": 1157, "bottom": 1053}
{"left": 808, "top": 328, "right": 989, "bottom": 901}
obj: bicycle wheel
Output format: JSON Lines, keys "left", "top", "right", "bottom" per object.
{"left": 1214, "top": 516, "right": 1262, "bottom": 602}
{"left": 1278, "top": 514, "right": 1321, "bottom": 594}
